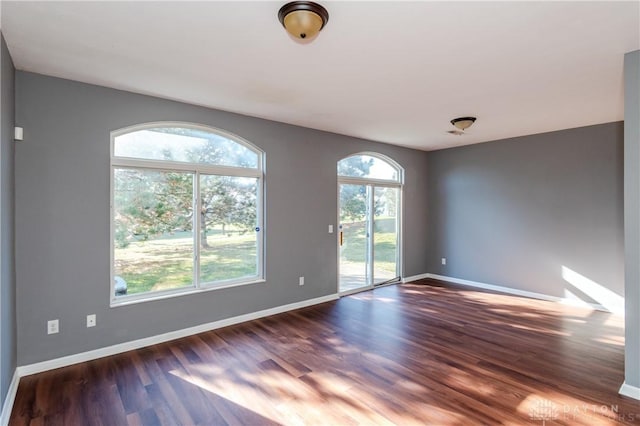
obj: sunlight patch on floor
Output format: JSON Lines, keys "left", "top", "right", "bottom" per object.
{"left": 563, "top": 288, "right": 598, "bottom": 310}
{"left": 507, "top": 322, "right": 570, "bottom": 335}
{"left": 561, "top": 266, "right": 624, "bottom": 314}
{"left": 169, "top": 368, "right": 283, "bottom": 423}
{"left": 594, "top": 335, "right": 625, "bottom": 346}
{"left": 168, "top": 363, "right": 470, "bottom": 425}
{"left": 445, "top": 371, "right": 497, "bottom": 396}
{"left": 373, "top": 296, "right": 398, "bottom": 303}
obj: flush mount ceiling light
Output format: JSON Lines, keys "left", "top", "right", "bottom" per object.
{"left": 278, "top": 1, "right": 329, "bottom": 41}
{"left": 448, "top": 117, "right": 477, "bottom": 135}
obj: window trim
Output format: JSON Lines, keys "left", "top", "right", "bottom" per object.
{"left": 110, "top": 122, "right": 265, "bottom": 307}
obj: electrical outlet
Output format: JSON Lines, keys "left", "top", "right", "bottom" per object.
{"left": 299, "top": 276, "right": 305, "bottom": 286}
{"left": 441, "top": 258, "right": 447, "bottom": 265}
{"left": 47, "top": 319, "right": 59, "bottom": 335}
{"left": 87, "top": 314, "right": 96, "bottom": 328}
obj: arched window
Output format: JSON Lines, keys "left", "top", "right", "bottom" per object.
{"left": 337, "top": 153, "right": 403, "bottom": 294}
{"left": 111, "top": 123, "right": 263, "bottom": 304}
{"left": 338, "top": 153, "right": 403, "bottom": 183}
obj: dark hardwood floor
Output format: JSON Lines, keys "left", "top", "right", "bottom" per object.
{"left": 9, "top": 279, "right": 640, "bottom": 425}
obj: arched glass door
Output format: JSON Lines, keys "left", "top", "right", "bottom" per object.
{"left": 337, "top": 153, "right": 403, "bottom": 294}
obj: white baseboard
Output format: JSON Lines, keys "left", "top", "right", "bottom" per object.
{"left": 402, "top": 273, "right": 430, "bottom": 283}
{"left": 0, "top": 370, "right": 19, "bottom": 426}
{"left": 619, "top": 382, "right": 640, "bottom": 400}
{"left": 17, "top": 293, "right": 338, "bottom": 377}
{"left": 425, "top": 273, "right": 619, "bottom": 314}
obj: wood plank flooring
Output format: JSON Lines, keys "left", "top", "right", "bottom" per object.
{"left": 9, "top": 279, "right": 640, "bottom": 425}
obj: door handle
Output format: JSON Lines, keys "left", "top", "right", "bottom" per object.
{"left": 340, "top": 231, "right": 343, "bottom": 246}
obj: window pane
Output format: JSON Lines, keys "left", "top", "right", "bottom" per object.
{"left": 114, "top": 127, "right": 259, "bottom": 168}
{"left": 373, "top": 186, "right": 399, "bottom": 284}
{"left": 199, "top": 175, "right": 258, "bottom": 284}
{"left": 113, "top": 168, "right": 194, "bottom": 297}
{"left": 338, "top": 155, "right": 399, "bottom": 181}
{"left": 339, "top": 184, "right": 370, "bottom": 293}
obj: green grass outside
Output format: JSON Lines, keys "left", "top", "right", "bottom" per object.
{"left": 115, "top": 221, "right": 397, "bottom": 296}
{"left": 114, "top": 231, "right": 257, "bottom": 295}
{"left": 340, "top": 222, "right": 398, "bottom": 274}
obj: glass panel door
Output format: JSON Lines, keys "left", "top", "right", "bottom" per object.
{"left": 373, "top": 187, "right": 400, "bottom": 285}
{"left": 339, "top": 184, "right": 370, "bottom": 293}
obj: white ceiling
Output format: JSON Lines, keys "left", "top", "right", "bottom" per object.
{"left": 1, "top": 1, "right": 638, "bottom": 151}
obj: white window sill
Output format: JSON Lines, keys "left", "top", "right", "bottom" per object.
{"left": 110, "top": 278, "right": 266, "bottom": 308}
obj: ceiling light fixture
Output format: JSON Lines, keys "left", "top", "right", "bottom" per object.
{"left": 278, "top": 1, "right": 329, "bottom": 41}
{"left": 448, "top": 117, "right": 477, "bottom": 135}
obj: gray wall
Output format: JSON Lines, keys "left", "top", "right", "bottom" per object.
{"left": 0, "top": 34, "right": 16, "bottom": 404}
{"left": 14, "top": 71, "right": 430, "bottom": 365}
{"left": 427, "top": 123, "right": 624, "bottom": 307}
{"left": 624, "top": 50, "right": 640, "bottom": 389}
